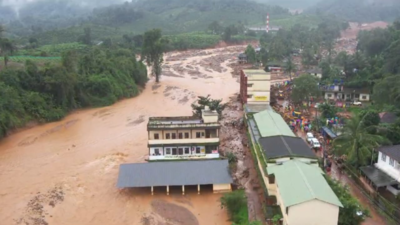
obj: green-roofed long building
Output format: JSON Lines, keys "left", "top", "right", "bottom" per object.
{"left": 242, "top": 75, "right": 342, "bottom": 225}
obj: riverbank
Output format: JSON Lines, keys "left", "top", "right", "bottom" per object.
{"left": 0, "top": 45, "right": 254, "bottom": 225}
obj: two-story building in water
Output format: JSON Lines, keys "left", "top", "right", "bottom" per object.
{"left": 117, "top": 106, "right": 233, "bottom": 195}
{"left": 147, "top": 106, "right": 220, "bottom": 161}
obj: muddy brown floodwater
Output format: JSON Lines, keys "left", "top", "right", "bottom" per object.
{"left": 0, "top": 46, "right": 252, "bottom": 225}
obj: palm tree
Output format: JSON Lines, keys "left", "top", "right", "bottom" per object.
{"left": 332, "top": 113, "right": 386, "bottom": 168}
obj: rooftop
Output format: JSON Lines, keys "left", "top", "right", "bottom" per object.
{"left": 258, "top": 136, "right": 317, "bottom": 160}
{"left": 307, "top": 67, "right": 322, "bottom": 74}
{"left": 360, "top": 165, "right": 399, "bottom": 188}
{"left": 147, "top": 116, "right": 220, "bottom": 129}
{"left": 379, "top": 112, "right": 397, "bottom": 124}
{"left": 244, "top": 104, "right": 272, "bottom": 114}
{"left": 268, "top": 160, "right": 342, "bottom": 208}
{"left": 254, "top": 110, "right": 295, "bottom": 138}
{"left": 117, "top": 160, "right": 232, "bottom": 188}
{"left": 343, "top": 87, "right": 370, "bottom": 94}
{"left": 242, "top": 69, "right": 271, "bottom": 78}
{"left": 377, "top": 145, "right": 400, "bottom": 162}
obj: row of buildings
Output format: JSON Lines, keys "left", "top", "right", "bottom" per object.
{"left": 240, "top": 69, "right": 343, "bottom": 225}
{"left": 116, "top": 66, "right": 357, "bottom": 224}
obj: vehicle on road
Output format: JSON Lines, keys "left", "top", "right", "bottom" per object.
{"left": 306, "top": 132, "right": 314, "bottom": 143}
{"left": 352, "top": 101, "right": 362, "bottom": 106}
{"left": 310, "top": 138, "right": 321, "bottom": 149}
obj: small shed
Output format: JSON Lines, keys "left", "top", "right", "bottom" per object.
{"left": 238, "top": 53, "right": 247, "bottom": 64}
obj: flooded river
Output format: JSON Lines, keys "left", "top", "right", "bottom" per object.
{"left": 0, "top": 46, "right": 248, "bottom": 225}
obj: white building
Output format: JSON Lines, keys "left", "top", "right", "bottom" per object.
{"left": 361, "top": 145, "right": 400, "bottom": 196}
{"left": 323, "top": 86, "right": 370, "bottom": 102}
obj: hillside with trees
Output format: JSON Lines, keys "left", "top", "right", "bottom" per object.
{"left": 1, "top": 0, "right": 290, "bottom": 44}
{"left": 306, "top": 0, "right": 400, "bottom": 22}
{"left": 253, "top": 0, "right": 320, "bottom": 10}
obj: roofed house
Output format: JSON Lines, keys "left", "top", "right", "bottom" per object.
{"left": 268, "top": 160, "right": 342, "bottom": 225}
{"left": 307, "top": 67, "right": 322, "bottom": 79}
{"left": 323, "top": 86, "right": 370, "bottom": 102}
{"left": 361, "top": 145, "right": 400, "bottom": 195}
{"left": 238, "top": 53, "right": 247, "bottom": 64}
{"left": 117, "top": 160, "right": 233, "bottom": 194}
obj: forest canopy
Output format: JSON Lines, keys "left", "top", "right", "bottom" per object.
{"left": 0, "top": 46, "right": 147, "bottom": 138}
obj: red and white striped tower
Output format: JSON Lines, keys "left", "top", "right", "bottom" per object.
{"left": 266, "top": 13, "right": 270, "bottom": 33}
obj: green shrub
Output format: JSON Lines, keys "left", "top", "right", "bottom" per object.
{"left": 220, "top": 190, "right": 248, "bottom": 225}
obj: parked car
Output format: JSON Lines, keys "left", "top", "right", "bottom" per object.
{"left": 306, "top": 132, "right": 314, "bottom": 143}
{"left": 310, "top": 138, "right": 321, "bottom": 149}
{"left": 352, "top": 101, "right": 362, "bottom": 106}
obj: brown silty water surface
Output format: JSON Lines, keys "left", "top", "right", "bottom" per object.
{"left": 0, "top": 46, "right": 248, "bottom": 225}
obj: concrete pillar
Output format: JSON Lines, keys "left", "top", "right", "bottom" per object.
{"left": 151, "top": 186, "right": 154, "bottom": 195}
{"left": 182, "top": 185, "right": 185, "bottom": 195}
{"left": 197, "top": 184, "right": 200, "bottom": 195}
{"left": 166, "top": 185, "right": 169, "bottom": 195}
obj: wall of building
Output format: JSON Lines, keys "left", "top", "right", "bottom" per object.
{"left": 203, "top": 114, "right": 218, "bottom": 123}
{"left": 324, "top": 92, "right": 335, "bottom": 100}
{"left": 288, "top": 199, "right": 339, "bottom": 225}
{"left": 359, "top": 94, "right": 370, "bottom": 102}
{"left": 376, "top": 152, "right": 400, "bottom": 182}
{"left": 248, "top": 80, "right": 271, "bottom": 92}
{"left": 247, "top": 91, "right": 270, "bottom": 104}
{"left": 149, "top": 145, "right": 219, "bottom": 155}
{"left": 148, "top": 129, "right": 219, "bottom": 140}
{"left": 213, "top": 183, "right": 232, "bottom": 193}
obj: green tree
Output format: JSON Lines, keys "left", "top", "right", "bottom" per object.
{"left": 220, "top": 190, "right": 248, "bottom": 225}
{"left": 326, "top": 177, "right": 369, "bottom": 225}
{"left": 333, "top": 114, "right": 386, "bottom": 167}
{"left": 284, "top": 56, "right": 296, "bottom": 80}
{"left": 78, "top": 27, "right": 92, "bottom": 45}
{"left": 141, "top": 29, "right": 166, "bottom": 83}
{"left": 319, "top": 102, "right": 338, "bottom": 119}
{"left": 291, "top": 74, "right": 320, "bottom": 107}
{"left": 0, "top": 38, "right": 14, "bottom": 67}
{"left": 208, "top": 21, "right": 223, "bottom": 35}
{"left": 373, "top": 75, "right": 400, "bottom": 108}
{"left": 258, "top": 47, "right": 269, "bottom": 66}
{"left": 245, "top": 45, "right": 256, "bottom": 64}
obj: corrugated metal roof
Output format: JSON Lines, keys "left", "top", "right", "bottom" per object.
{"left": 268, "top": 160, "right": 342, "bottom": 208}
{"left": 360, "top": 166, "right": 398, "bottom": 187}
{"left": 258, "top": 136, "right": 317, "bottom": 159}
{"left": 117, "top": 160, "right": 232, "bottom": 188}
{"left": 254, "top": 110, "right": 295, "bottom": 138}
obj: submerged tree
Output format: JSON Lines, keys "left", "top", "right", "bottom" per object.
{"left": 191, "top": 95, "right": 226, "bottom": 117}
{"left": 141, "top": 29, "right": 167, "bottom": 83}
